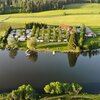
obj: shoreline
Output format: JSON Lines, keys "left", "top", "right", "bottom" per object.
{"left": 4, "top": 47, "right": 99, "bottom": 54}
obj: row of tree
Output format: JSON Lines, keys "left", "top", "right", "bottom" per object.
{"left": 0, "top": 0, "right": 100, "bottom": 14}
{"left": 67, "top": 25, "right": 86, "bottom": 51}
{"left": 7, "top": 82, "right": 82, "bottom": 99}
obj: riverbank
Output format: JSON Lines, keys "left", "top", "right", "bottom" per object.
{"left": 4, "top": 41, "right": 96, "bottom": 53}
{"left": 11, "top": 42, "right": 82, "bottom": 53}
{"left": 40, "top": 94, "right": 100, "bottom": 100}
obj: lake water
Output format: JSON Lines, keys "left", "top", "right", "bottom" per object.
{"left": 0, "top": 49, "right": 100, "bottom": 94}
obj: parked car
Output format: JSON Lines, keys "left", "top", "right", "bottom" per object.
{"left": 15, "top": 35, "right": 19, "bottom": 39}
{"left": 58, "top": 40, "right": 61, "bottom": 42}
{"left": 18, "top": 36, "right": 26, "bottom": 41}
{"left": 27, "top": 34, "right": 32, "bottom": 38}
{"left": 63, "top": 39, "right": 67, "bottom": 42}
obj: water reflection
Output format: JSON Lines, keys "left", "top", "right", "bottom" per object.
{"left": 8, "top": 49, "right": 18, "bottom": 59}
{"left": 67, "top": 50, "right": 100, "bottom": 67}
{"left": 82, "top": 50, "right": 100, "bottom": 58}
{"left": 0, "top": 50, "right": 100, "bottom": 93}
{"left": 67, "top": 53, "right": 80, "bottom": 67}
{"left": 27, "top": 51, "right": 38, "bottom": 63}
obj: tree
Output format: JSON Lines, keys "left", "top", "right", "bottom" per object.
{"left": 63, "top": 83, "right": 82, "bottom": 95}
{"left": 81, "top": 24, "right": 86, "bottom": 35}
{"left": 44, "top": 82, "right": 82, "bottom": 95}
{"left": 32, "top": 25, "right": 36, "bottom": 36}
{"left": 7, "top": 35, "right": 18, "bottom": 49}
{"left": 47, "top": 26, "right": 51, "bottom": 42}
{"left": 41, "top": 27, "right": 45, "bottom": 40}
{"left": 68, "top": 31, "right": 77, "bottom": 50}
{"left": 66, "top": 31, "right": 70, "bottom": 42}
{"left": 35, "top": 27, "right": 40, "bottom": 38}
{"left": 27, "top": 37, "right": 37, "bottom": 50}
{"left": 78, "top": 24, "right": 86, "bottom": 48}
{"left": 58, "top": 28, "right": 63, "bottom": 41}
{"left": 44, "top": 82, "right": 63, "bottom": 95}
{"left": 52, "top": 27, "right": 57, "bottom": 42}
{"left": 78, "top": 32, "right": 84, "bottom": 47}
{"left": 7, "top": 84, "right": 36, "bottom": 100}
{"left": 18, "top": 30, "right": 23, "bottom": 37}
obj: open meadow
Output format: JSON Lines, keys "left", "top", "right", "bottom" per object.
{"left": 0, "top": 3, "right": 100, "bottom": 33}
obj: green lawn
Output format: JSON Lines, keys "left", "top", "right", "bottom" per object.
{"left": 36, "top": 42, "right": 67, "bottom": 52}
{"left": 0, "top": 17, "right": 3, "bottom": 21}
{"left": 91, "top": 26, "right": 100, "bottom": 34}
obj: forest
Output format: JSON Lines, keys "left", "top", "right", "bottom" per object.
{"left": 0, "top": 0, "right": 100, "bottom": 14}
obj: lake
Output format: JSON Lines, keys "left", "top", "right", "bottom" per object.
{"left": 0, "top": 49, "right": 100, "bottom": 94}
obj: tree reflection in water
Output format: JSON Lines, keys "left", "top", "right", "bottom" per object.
{"left": 68, "top": 52, "right": 80, "bottom": 67}
{"left": 27, "top": 51, "right": 38, "bottom": 63}
{"left": 82, "top": 50, "right": 100, "bottom": 58}
{"left": 8, "top": 49, "right": 18, "bottom": 59}
{"left": 67, "top": 50, "right": 100, "bottom": 67}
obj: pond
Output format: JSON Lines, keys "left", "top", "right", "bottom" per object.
{"left": 0, "top": 49, "right": 100, "bottom": 94}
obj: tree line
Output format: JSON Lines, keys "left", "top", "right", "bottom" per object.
{"left": 0, "top": 0, "right": 100, "bottom": 14}
{"left": 7, "top": 82, "right": 82, "bottom": 99}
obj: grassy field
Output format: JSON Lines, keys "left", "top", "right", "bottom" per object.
{"left": 36, "top": 42, "right": 67, "bottom": 52}
{"left": 2, "top": 15, "right": 100, "bottom": 26}
{"left": 0, "top": 17, "right": 3, "bottom": 21}
{"left": 0, "top": 3, "right": 100, "bottom": 31}
{"left": 0, "top": 3, "right": 100, "bottom": 17}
